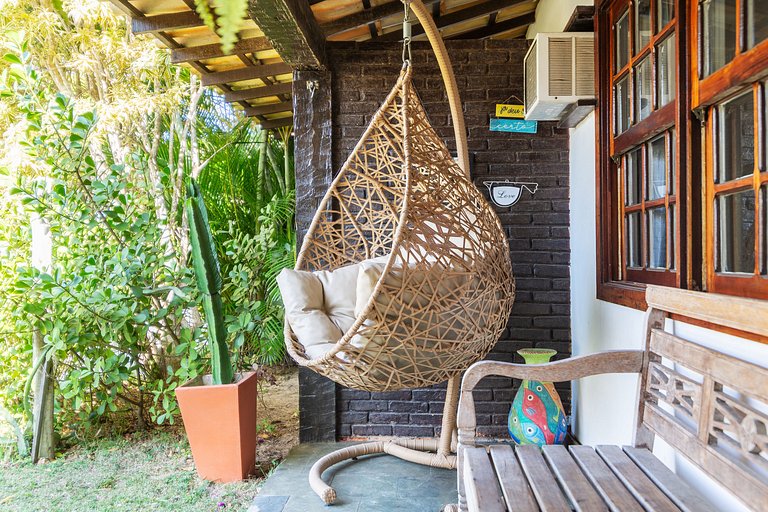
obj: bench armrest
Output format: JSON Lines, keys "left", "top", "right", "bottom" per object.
{"left": 456, "top": 350, "right": 644, "bottom": 445}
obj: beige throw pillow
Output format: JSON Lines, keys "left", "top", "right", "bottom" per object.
{"left": 276, "top": 269, "right": 343, "bottom": 352}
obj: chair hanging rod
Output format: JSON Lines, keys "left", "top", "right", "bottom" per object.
{"left": 404, "top": 0, "right": 470, "bottom": 177}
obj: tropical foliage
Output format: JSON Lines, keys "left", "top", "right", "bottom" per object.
{"left": 0, "top": 0, "right": 294, "bottom": 451}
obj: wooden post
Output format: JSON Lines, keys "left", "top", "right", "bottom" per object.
{"left": 293, "top": 68, "right": 336, "bottom": 442}
{"left": 247, "top": 0, "right": 327, "bottom": 71}
{"left": 30, "top": 214, "right": 55, "bottom": 462}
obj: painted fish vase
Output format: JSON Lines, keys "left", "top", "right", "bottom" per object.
{"left": 508, "top": 348, "right": 567, "bottom": 446}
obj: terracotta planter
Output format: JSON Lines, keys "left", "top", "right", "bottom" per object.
{"left": 175, "top": 371, "right": 258, "bottom": 482}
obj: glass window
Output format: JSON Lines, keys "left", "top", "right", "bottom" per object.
{"left": 615, "top": 75, "right": 631, "bottom": 134}
{"left": 718, "top": 91, "right": 754, "bottom": 183}
{"left": 716, "top": 189, "right": 756, "bottom": 273}
{"left": 670, "top": 203, "right": 676, "bottom": 269}
{"left": 657, "top": 0, "right": 674, "bottom": 30}
{"left": 648, "top": 207, "right": 667, "bottom": 268}
{"left": 626, "top": 149, "right": 643, "bottom": 205}
{"left": 746, "top": 0, "right": 768, "bottom": 50}
{"left": 648, "top": 135, "right": 667, "bottom": 200}
{"left": 670, "top": 129, "right": 676, "bottom": 193}
{"left": 657, "top": 34, "right": 676, "bottom": 107}
{"left": 702, "top": 0, "right": 737, "bottom": 77}
{"left": 762, "top": 186, "right": 767, "bottom": 275}
{"left": 635, "top": 56, "right": 653, "bottom": 122}
{"left": 627, "top": 212, "right": 642, "bottom": 267}
{"left": 615, "top": 10, "right": 630, "bottom": 71}
{"left": 635, "top": 0, "right": 652, "bottom": 51}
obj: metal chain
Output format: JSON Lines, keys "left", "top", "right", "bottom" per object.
{"left": 401, "top": 0, "right": 412, "bottom": 66}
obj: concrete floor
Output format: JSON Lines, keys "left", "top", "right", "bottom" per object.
{"left": 248, "top": 442, "right": 457, "bottom": 512}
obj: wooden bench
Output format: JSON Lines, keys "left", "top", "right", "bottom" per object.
{"left": 454, "top": 285, "right": 768, "bottom": 512}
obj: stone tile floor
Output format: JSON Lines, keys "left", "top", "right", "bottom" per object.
{"left": 248, "top": 442, "right": 457, "bottom": 512}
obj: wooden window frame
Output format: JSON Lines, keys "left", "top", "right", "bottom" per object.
{"left": 692, "top": 1, "right": 768, "bottom": 299}
{"left": 597, "top": 0, "right": 768, "bottom": 308}
{"left": 596, "top": 0, "right": 695, "bottom": 309}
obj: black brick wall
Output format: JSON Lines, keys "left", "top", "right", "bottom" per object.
{"left": 329, "top": 39, "right": 571, "bottom": 439}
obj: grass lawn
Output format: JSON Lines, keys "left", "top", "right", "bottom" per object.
{"left": 0, "top": 430, "right": 265, "bottom": 512}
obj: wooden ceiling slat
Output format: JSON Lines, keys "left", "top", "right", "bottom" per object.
{"left": 449, "top": 11, "right": 535, "bottom": 39}
{"left": 260, "top": 117, "right": 293, "bottom": 129}
{"left": 321, "top": 0, "right": 443, "bottom": 37}
{"left": 201, "top": 62, "right": 292, "bottom": 86}
{"left": 243, "top": 101, "right": 293, "bottom": 116}
{"left": 170, "top": 37, "right": 273, "bottom": 63}
{"left": 131, "top": 10, "right": 204, "bottom": 34}
{"left": 109, "top": 0, "right": 144, "bottom": 18}
{"left": 321, "top": 0, "right": 402, "bottom": 36}
{"left": 223, "top": 82, "right": 293, "bottom": 102}
{"left": 376, "top": 0, "right": 529, "bottom": 41}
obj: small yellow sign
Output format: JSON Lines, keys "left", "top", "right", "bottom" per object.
{"left": 495, "top": 104, "right": 525, "bottom": 119}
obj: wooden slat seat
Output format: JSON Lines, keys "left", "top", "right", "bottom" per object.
{"left": 454, "top": 285, "right": 768, "bottom": 512}
{"left": 463, "top": 444, "right": 712, "bottom": 512}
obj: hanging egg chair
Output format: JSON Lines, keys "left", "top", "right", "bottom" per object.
{"left": 277, "top": 0, "right": 514, "bottom": 504}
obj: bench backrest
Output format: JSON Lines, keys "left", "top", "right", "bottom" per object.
{"left": 639, "top": 286, "right": 768, "bottom": 511}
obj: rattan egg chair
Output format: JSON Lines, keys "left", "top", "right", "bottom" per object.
{"left": 285, "top": 1, "right": 515, "bottom": 504}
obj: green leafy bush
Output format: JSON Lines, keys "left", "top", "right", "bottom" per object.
{"left": 0, "top": 3, "right": 295, "bottom": 445}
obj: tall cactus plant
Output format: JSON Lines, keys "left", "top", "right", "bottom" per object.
{"left": 186, "top": 180, "right": 234, "bottom": 385}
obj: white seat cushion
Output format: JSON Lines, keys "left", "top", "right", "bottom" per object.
{"left": 276, "top": 269, "right": 343, "bottom": 351}
{"left": 278, "top": 256, "right": 390, "bottom": 358}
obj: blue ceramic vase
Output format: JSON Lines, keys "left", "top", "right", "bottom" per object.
{"left": 508, "top": 348, "right": 567, "bottom": 446}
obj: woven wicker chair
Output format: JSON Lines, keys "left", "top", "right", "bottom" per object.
{"left": 285, "top": 1, "right": 515, "bottom": 503}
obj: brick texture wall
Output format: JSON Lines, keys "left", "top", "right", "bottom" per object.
{"left": 328, "top": 39, "right": 571, "bottom": 439}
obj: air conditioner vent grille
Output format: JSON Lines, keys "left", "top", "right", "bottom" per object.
{"left": 575, "top": 37, "right": 595, "bottom": 96}
{"left": 525, "top": 40, "right": 538, "bottom": 111}
{"left": 548, "top": 37, "right": 573, "bottom": 97}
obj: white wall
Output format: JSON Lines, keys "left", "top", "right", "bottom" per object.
{"left": 526, "top": 0, "right": 593, "bottom": 38}
{"left": 528, "top": 2, "right": 768, "bottom": 510}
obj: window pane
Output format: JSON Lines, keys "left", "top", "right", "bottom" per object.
{"left": 615, "top": 10, "right": 630, "bottom": 71}
{"left": 626, "top": 149, "right": 642, "bottom": 205}
{"left": 670, "top": 129, "right": 676, "bottom": 194}
{"left": 657, "top": 0, "right": 674, "bottom": 30}
{"left": 648, "top": 207, "right": 667, "bottom": 268}
{"left": 648, "top": 136, "right": 667, "bottom": 200}
{"left": 702, "top": 0, "right": 736, "bottom": 77}
{"left": 762, "top": 186, "right": 767, "bottom": 275}
{"left": 657, "top": 34, "right": 676, "bottom": 108}
{"left": 747, "top": 0, "right": 768, "bottom": 49}
{"left": 716, "top": 189, "right": 756, "bottom": 273}
{"left": 614, "top": 76, "right": 630, "bottom": 134}
{"left": 718, "top": 91, "right": 754, "bottom": 183}
{"left": 670, "top": 204, "right": 676, "bottom": 269}
{"left": 635, "top": 0, "right": 651, "bottom": 51}
{"left": 635, "top": 57, "right": 653, "bottom": 122}
{"left": 627, "top": 212, "right": 642, "bottom": 268}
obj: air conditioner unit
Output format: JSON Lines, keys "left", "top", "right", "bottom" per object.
{"left": 524, "top": 32, "right": 595, "bottom": 121}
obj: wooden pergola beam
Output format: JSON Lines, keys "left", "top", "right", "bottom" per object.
{"left": 201, "top": 62, "right": 292, "bottom": 86}
{"left": 224, "top": 82, "right": 293, "bottom": 102}
{"left": 247, "top": 0, "right": 327, "bottom": 70}
{"left": 449, "top": 11, "right": 535, "bottom": 39}
{"left": 377, "top": 0, "right": 529, "bottom": 41}
{"left": 131, "top": 10, "right": 203, "bottom": 34}
{"left": 171, "top": 37, "right": 273, "bottom": 63}
{"left": 321, "top": 0, "right": 437, "bottom": 37}
{"left": 260, "top": 117, "right": 293, "bottom": 129}
{"left": 244, "top": 101, "right": 292, "bottom": 116}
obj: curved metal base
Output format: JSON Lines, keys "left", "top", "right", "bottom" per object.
{"left": 309, "top": 437, "right": 457, "bottom": 505}
{"left": 310, "top": 376, "right": 462, "bottom": 504}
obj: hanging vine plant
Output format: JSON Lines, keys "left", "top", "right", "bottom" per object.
{"left": 193, "top": 0, "right": 248, "bottom": 54}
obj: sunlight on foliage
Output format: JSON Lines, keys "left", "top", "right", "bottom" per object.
{"left": 0, "top": 0, "right": 294, "bottom": 450}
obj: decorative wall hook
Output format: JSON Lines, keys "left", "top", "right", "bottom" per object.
{"left": 483, "top": 180, "right": 539, "bottom": 207}
{"left": 306, "top": 79, "right": 320, "bottom": 96}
